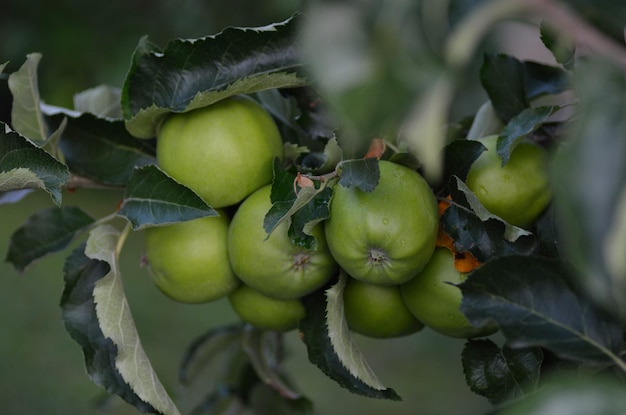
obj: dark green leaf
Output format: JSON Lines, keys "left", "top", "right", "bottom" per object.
{"left": 338, "top": 158, "right": 379, "bottom": 192}
{"left": 298, "top": 283, "right": 401, "bottom": 401}
{"left": 567, "top": 0, "right": 626, "bottom": 43}
{"left": 242, "top": 326, "right": 302, "bottom": 400}
{"left": 441, "top": 177, "right": 537, "bottom": 261}
{"left": 5, "top": 206, "right": 94, "bottom": 272}
{"left": 264, "top": 160, "right": 333, "bottom": 249}
{"left": 497, "top": 106, "right": 555, "bottom": 165}
{"left": 460, "top": 256, "right": 623, "bottom": 365}
{"left": 117, "top": 165, "right": 217, "bottom": 230}
{"left": 122, "top": 16, "right": 307, "bottom": 138}
{"left": 49, "top": 113, "right": 156, "bottom": 186}
{"left": 540, "top": 23, "right": 575, "bottom": 70}
{"left": 462, "top": 339, "right": 542, "bottom": 404}
{"left": 0, "top": 124, "right": 69, "bottom": 205}
{"left": 523, "top": 61, "right": 570, "bottom": 99}
{"left": 551, "top": 59, "right": 626, "bottom": 319}
{"left": 179, "top": 324, "right": 244, "bottom": 386}
{"left": 443, "top": 139, "right": 486, "bottom": 182}
{"left": 60, "top": 244, "right": 161, "bottom": 414}
{"left": 480, "top": 54, "right": 528, "bottom": 122}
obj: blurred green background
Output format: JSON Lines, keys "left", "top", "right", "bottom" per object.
{"left": 1, "top": 1, "right": 491, "bottom": 414}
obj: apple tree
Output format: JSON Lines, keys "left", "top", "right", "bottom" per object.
{"left": 2, "top": 0, "right": 626, "bottom": 414}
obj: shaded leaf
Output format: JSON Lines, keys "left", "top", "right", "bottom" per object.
{"left": 465, "top": 101, "right": 504, "bottom": 141}
{"left": 338, "top": 158, "right": 379, "bottom": 192}
{"left": 0, "top": 124, "right": 69, "bottom": 205}
{"left": 443, "top": 139, "right": 486, "bottom": 182}
{"left": 495, "top": 376, "right": 626, "bottom": 415}
{"left": 264, "top": 160, "right": 333, "bottom": 249}
{"left": 73, "top": 85, "right": 122, "bottom": 119}
{"left": 299, "top": 275, "right": 401, "bottom": 400}
{"left": 117, "top": 165, "right": 217, "bottom": 230}
{"left": 540, "top": 22, "right": 575, "bottom": 70}
{"left": 122, "top": 16, "right": 307, "bottom": 138}
{"left": 523, "top": 61, "right": 570, "bottom": 99}
{"left": 551, "top": 59, "right": 626, "bottom": 320}
{"left": 47, "top": 112, "right": 156, "bottom": 186}
{"left": 242, "top": 326, "right": 301, "bottom": 400}
{"left": 7, "top": 53, "right": 47, "bottom": 142}
{"left": 460, "top": 256, "right": 623, "bottom": 365}
{"left": 462, "top": 339, "right": 542, "bottom": 404}
{"left": 480, "top": 54, "right": 528, "bottom": 122}
{"left": 179, "top": 324, "right": 244, "bottom": 386}
{"left": 61, "top": 244, "right": 169, "bottom": 414}
{"left": 5, "top": 206, "right": 94, "bottom": 272}
{"left": 497, "top": 106, "right": 555, "bottom": 165}
{"left": 81, "top": 225, "right": 181, "bottom": 414}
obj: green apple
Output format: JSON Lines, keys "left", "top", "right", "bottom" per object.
{"left": 401, "top": 247, "right": 497, "bottom": 338}
{"left": 324, "top": 160, "right": 439, "bottom": 285}
{"left": 228, "top": 184, "right": 338, "bottom": 300}
{"left": 228, "top": 284, "right": 306, "bottom": 332}
{"left": 156, "top": 96, "right": 284, "bottom": 208}
{"left": 466, "top": 135, "right": 552, "bottom": 227}
{"left": 343, "top": 277, "right": 423, "bottom": 338}
{"left": 144, "top": 213, "right": 239, "bottom": 304}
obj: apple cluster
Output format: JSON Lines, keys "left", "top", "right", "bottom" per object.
{"left": 143, "top": 96, "right": 552, "bottom": 339}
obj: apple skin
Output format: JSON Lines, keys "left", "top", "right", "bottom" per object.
{"left": 401, "top": 247, "right": 497, "bottom": 339}
{"left": 144, "top": 213, "right": 239, "bottom": 304}
{"left": 228, "top": 184, "right": 338, "bottom": 300}
{"left": 343, "top": 277, "right": 424, "bottom": 338}
{"left": 228, "top": 284, "right": 306, "bottom": 332}
{"left": 466, "top": 135, "right": 552, "bottom": 227}
{"left": 324, "top": 160, "right": 439, "bottom": 285}
{"left": 156, "top": 95, "right": 284, "bottom": 208}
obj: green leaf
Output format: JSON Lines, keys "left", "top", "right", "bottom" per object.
{"left": 462, "top": 339, "right": 542, "bottom": 404}
{"left": 7, "top": 53, "right": 48, "bottom": 142}
{"left": 480, "top": 54, "right": 528, "bottom": 122}
{"left": 264, "top": 160, "right": 333, "bottom": 249}
{"left": 443, "top": 139, "right": 486, "bottom": 182}
{"left": 451, "top": 176, "right": 533, "bottom": 242}
{"left": 460, "top": 256, "right": 623, "bottom": 366}
{"left": 0, "top": 124, "right": 69, "bottom": 205}
{"left": 242, "top": 326, "right": 302, "bottom": 400}
{"left": 540, "top": 22, "right": 575, "bottom": 70}
{"left": 523, "top": 61, "right": 570, "bottom": 100}
{"left": 465, "top": 100, "right": 505, "bottom": 141}
{"left": 299, "top": 275, "right": 401, "bottom": 401}
{"left": 122, "top": 16, "right": 307, "bottom": 138}
{"left": 301, "top": 1, "right": 440, "bottom": 157}
{"left": 117, "top": 165, "right": 217, "bottom": 230}
{"left": 551, "top": 59, "right": 626, "bottom": 319}
{"left": 73, "top": 85, "right": 122, "bottom": 119}
{"left": 61, "top": 241, "right": 179, "bottom": 415}
{"left": 5, "top": 206, "right": 94, "bottom": 272}
{"left": 497, "top": 106, "right": 555, "bottom": 165}
{"left": 496, "top": 376, "right": 626, "bottom": 415}
{"left": 50, "top": 112, "right": 156, "bottom": 185}
{"left": 179, "top": 325, "right": 244, "bottom": 389}
{"left": 338, "top": 158, "right": 379, "bottom": 192}
{"left": 81, "top": 225, "right": 181, "bottom": 414}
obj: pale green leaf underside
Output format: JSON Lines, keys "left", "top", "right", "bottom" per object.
{"left": 85, "top": 225, "right": 181, "bottom": 415}
{"left": 325, "top": 274, "right": 386, "bottom": 391}
{"left": 0, "top": 167, "right": 46, "bottom": 193}
{"left": 7, "top": 53, "right": 48, "bottom": 142}
{"left": 126, "top": 71, "right": 306, "bottom": 138}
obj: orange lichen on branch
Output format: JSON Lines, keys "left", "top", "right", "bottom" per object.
{"left": 436, "top": 196, "right": 481, "bottom": 273}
